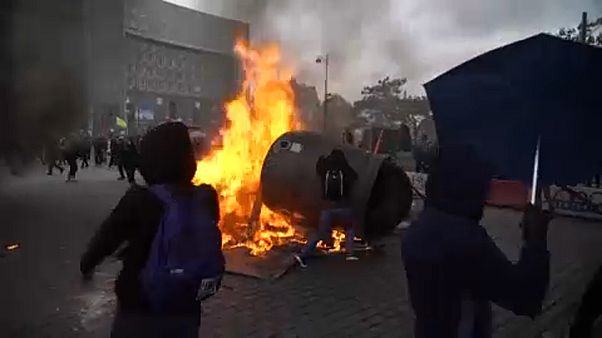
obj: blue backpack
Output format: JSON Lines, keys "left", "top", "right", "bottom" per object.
{"left": 141, "top": 184, "right": 224, "bottom": 312}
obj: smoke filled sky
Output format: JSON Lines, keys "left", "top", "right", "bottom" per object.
{"left": 166, "top": 0, "right": 601, "bottom": 101}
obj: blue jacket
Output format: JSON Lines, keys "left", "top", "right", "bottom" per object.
{"left": 401, "top": 207, "right": 549, "bottom": 338}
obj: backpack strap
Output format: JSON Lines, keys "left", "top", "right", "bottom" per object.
{"left": 148, "top": 184, "right": 173, "bottom": 205}
{"left": 147, "top": 184, "right": 179, "bottom": 265}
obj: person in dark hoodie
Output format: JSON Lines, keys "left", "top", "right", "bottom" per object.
{"left": 121, "top": 137, "right": 139, "bottom": 184}
{"left": 80, "top": 122, "right": 224, "bottom": 338}
{"left": 79, "top": 130, "right": 91, "bottom": 169}
{"left": 294, "top": 149, "right": 360, "bottom": 268}
{"left": 64, "top": 133, "right": 80, "bottom": 182}
{"left": 401, "top": 144, "right": 552, "bottom": 338}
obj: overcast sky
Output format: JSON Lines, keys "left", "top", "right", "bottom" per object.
{"left": 166, "top": 0, "right": 601, "bottom": 101}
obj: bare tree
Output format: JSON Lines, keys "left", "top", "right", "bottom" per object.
{"left": 557, "top": 16, "right": 602, "bottom": 46}
{"left": 354, "top": 76, "right": 429, "bottom": 137}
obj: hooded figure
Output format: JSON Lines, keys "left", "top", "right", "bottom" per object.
{"left": 294, "top": 149, "right": 361, "bottom": 268}
{"left": 121, "top": 137, "right": 140, "bottom": 184}
{"left": 401, "top": 145, "right": 551, "bottom": 338}
{"left": 316, "top": 149, "right": 358, "bottom": 204}
{"left": 80, "top": 122, "right": 223, "bottom": 338}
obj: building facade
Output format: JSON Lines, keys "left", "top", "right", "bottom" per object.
{"left": 86, "top": 0, "right": 248, "bottom": 136}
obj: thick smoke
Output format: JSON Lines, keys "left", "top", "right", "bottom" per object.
{"left": 167, "top": 0, "right": 417, "bottom": 100}
{"left": 174, "top": 0, "right": 601, "bottom": 100}
{"left": 250, "top": 0, "right": 418, "bottom": 101}
{"left": 1, "top": 0, "right": 86, "bottom": 175}
{"left": 250, "top": 0, "right": 600, "bottom": 101}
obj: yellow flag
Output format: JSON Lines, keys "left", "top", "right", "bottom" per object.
{"left": 116, "top": 116, "right": 127, "bottom": 129}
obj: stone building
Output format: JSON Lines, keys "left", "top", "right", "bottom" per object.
{"left": 86, "top": 0, "right": 249, "bottom": 135}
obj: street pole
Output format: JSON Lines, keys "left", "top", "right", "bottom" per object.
{"left": 323, "top": 54, "right": 329, "bottom": 133}
{"left": 580, "top": 11, "right": 588, "bottom": 43}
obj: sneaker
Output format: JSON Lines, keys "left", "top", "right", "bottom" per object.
{"left": 345, "top": 255, "right": 359, "bottom": 261}
{"left": 293, "top": 254, "right": 307, "bottom": 268}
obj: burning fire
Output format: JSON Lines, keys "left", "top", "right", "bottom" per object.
{"left": 192, "top": 40, "right": 305, "bottom": 255}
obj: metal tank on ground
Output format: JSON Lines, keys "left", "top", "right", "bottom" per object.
{"left": 260, "top": 131, "right": 413, "bottom": 239}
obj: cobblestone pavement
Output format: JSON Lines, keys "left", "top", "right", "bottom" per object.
{"left": 0, "top": 167, "right": 601, "bottom": 338}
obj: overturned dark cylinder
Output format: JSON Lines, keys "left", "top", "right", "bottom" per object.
{"left": 260, "top": 131, "right": 412, "bottom": 239}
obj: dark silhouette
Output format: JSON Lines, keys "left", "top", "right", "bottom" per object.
{"left": 63, "top": 134, "right": 79, "bottom": 182}
{"left": 44, "top": 138, "right": 64, "bottom": 175}
{"left": 80, "top": 122, "right": 224, "bottom": 338}
{"left": 294, "top": 149, "right": 360, "bottom": 267}
{"left": 111, "top": 137, "right": 126, "bottom": 180}
{"left": 402, "top": 145, "right": 552, "bottom": 338}
{"left": 79, "top": 131, "right": 91, "bottom": 168}
{"left": 570, "top": 266, "right": 602, "bottom": 338}
{"left": 121, "top": 137, "right": 139, "bottom": 184}
{"left": 93, "top": 136, "right": 108, "bottom": 165}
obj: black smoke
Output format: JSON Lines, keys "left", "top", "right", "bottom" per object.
{"left": 1, "top": 0, "right": 86, "bottom": 175}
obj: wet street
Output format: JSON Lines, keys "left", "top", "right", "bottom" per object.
{"left": 1, "top": 166, "right": 601, "bottom": 338}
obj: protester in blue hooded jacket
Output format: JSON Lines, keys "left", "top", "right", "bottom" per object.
{"left": 401, "top": 145, "right": 552, "bottom": 338}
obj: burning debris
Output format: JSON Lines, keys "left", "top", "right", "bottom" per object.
{"left": 1, "top": 243, "right": 21, "bottom": 257}
{"left": 6, "top": 243, "right": 19, "bottom": 251}
{"left": 192, "top": 41, "right": 412, "bottom": 256}
{"left": 192, "top": 40, "right": 306, "bottom": 255}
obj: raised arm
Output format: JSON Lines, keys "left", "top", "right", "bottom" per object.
{"left": 80, "top": 189, "right": 137, "bottom": 276}
{"left": 471, "top": 206, "right": 551, "bottom": 317}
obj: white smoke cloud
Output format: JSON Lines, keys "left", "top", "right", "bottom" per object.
{"left": 166, "top": 0, "right": 601, "bottom": 101}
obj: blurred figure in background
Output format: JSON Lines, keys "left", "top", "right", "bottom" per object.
{"left": 79, "top": 130, "right": 91, "bottom": 168}
{"left": 112, "top": 136, "right": 126, "bottom": 180}
{"left": 93, "top": 135, "right": 108, "bottom": 166}
{"left": 413, "top": 135, "right": 433, "bottom": 173}
{"left": 45, "top": 137, "right": 64, "bottom": 175}
{"left": 108, "top": 136, "right": 118, "bottom": 168}
{"left": 342, "top": 128, "right": 354, "bottom": 146}
{"left": 121, "top": 137, "right": 139, "bottom": 184}
{"left": 63, "top": 133, "right": 80, "bottom": 182}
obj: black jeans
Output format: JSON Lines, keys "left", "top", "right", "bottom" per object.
{"left": 118, "top": 163, "right": 126, "bottom": 179}
{"left": 66, "top": 156, "right": 78, "bottom": 178}
{"left": 94, "top": 150, "right": 104, "bottom": 165}
{"left": 81, "top": 155, "right": 89, "bottom": 168}
{"left": 125, "top": 165, "right": 136, "bottom": 183}
{"left": 109, "top": 155, "right": 117, "bottom": 168}
{"left": 111, "top": 312, "right": 199, "bottom": 338}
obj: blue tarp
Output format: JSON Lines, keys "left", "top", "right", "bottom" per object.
{"left": 425, "top": 34, "right": 602, "bottom": 185}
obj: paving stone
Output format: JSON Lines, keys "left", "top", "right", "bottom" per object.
{"left": 2, "top": 168, "right": 602, "bottom": 337}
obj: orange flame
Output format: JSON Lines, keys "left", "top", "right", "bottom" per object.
{"left": 192, "top": 40, "right": 305, "bottom": 255}
{"left": 317, "top": 230, "right": 346, "bottom": 253}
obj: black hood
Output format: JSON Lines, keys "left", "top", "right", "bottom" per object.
{"left": 425, "top": 144, "right": 493, "bottom": 221}
{"left": 139, "top": 122, "right": 196, "bottom": 185}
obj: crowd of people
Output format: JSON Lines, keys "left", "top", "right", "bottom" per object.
{"left": 74, "top": 122, "right": 600, "bottom": 338}
{"left": 42, "top": 131, "right": 141, "bottom": 183}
